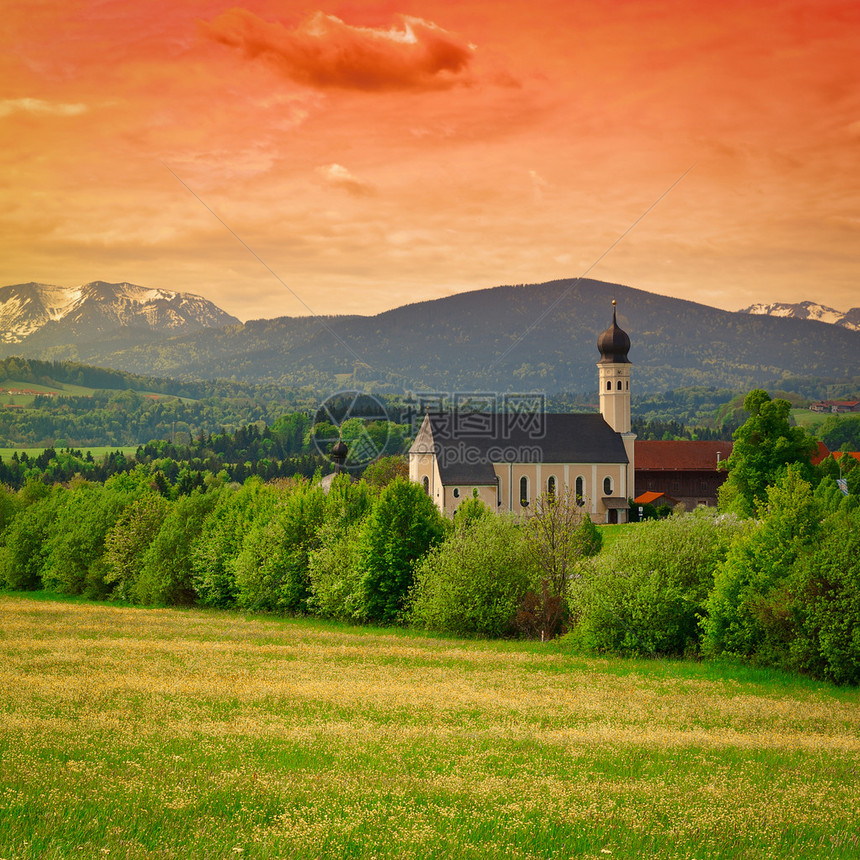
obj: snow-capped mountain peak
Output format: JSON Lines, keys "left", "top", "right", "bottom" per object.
{"left": 0, "top": 280, "right": 240, "bottom": 345}
{"left": 739, "top": 300, "right": 860, "bottom": 332}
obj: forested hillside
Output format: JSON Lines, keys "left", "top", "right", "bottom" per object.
{"left": 0, "top": 357, "right": 320, "bottom": 447}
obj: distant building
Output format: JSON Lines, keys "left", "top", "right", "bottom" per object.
{"left": 810, "top": 400, "right": 860, "bottom": 413}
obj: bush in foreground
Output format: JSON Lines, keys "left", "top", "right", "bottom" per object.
{"left": 408, "top": 509, "right": 535, "bottom": 637}
{"left": 567, "top": 507, "right": 746, "bottom": 657}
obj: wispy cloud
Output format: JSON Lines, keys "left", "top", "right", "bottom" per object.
{"left": 0, "top": 98, "right": 88, "bottom": 118}
{"left": 202, "top": 9, "right": 475, "bottom": 92}
{"left": 529, "top": 169, "right": 549, "bottom": 203}
{"left": 316, "top": 163, "right": 373, "bottom": 196}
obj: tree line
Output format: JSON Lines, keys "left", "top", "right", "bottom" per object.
{"left": 0, "top": 414, "right": 413, "bottom": 489}
{"left": 0, "top": 388, "right": 857, "bottom": 685}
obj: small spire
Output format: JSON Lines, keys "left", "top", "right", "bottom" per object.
{"left": 331, "top": 431, "right": 348, "bottom": 474}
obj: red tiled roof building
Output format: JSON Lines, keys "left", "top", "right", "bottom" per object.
{"left": 634, "top": 440, "right": 733, "bottom": 509}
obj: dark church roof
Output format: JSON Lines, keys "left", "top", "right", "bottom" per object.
{"left": 412, "top": 412, "right": 628, "bottom": 485}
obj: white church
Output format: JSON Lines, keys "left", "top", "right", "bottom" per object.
{"left": 408, "top": 303, "right": 635, "bottom": 523}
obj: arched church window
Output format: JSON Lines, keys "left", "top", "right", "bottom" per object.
{"left": 547, "top": 475, "right": 556, "bottom": 496}
{"left": 519, "top": 476, "right": 529, "bottom": 508}
{"left": 606, "top": 381, "right": 612, "bottom": 391}
{"left": 604, "top": 476, "right": 613, "bottom": 495}
{"left": 575, "top": 476, "right": 585, "bottom": 506}
{"left": 423, "top": 476, "right": 430, "bottom": 495}
{"left": 617, "top": 380, "right": 622, "bottom": 390}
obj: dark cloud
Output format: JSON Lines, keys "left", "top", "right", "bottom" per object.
{"left": 203, "top": 9, "right": 475, "bottom": 92}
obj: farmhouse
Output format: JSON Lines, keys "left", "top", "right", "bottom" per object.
{"left": 810, "top": 400, "right": 860, "bottom": 413}
{"left": 634, "top": 440, "right": 733, "bottom": 509}
{"left": 409, "top": 303, "right": 636, "bottom": 523}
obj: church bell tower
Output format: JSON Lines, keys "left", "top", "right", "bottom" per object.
{"left": 597, "top": 300, "right": 632, "bottom": 434}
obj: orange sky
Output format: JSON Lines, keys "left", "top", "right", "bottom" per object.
{"left": 1, "top": 0, "right": 858, "bottom": 322}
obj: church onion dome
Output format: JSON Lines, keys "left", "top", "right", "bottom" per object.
{"left": 332, "top": 439, "right": 348, "bottom": 459}
{"left": 597, "top": 302, "right": 631, "bottom": 364}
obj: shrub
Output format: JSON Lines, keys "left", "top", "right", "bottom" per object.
{"left": 408, "top": 514, "right": 535, "bottom": 638}
{"left": 568, "top": 508, "right": 746, "bottom": 656}
{"left": 519, "top": 489, "right": 602, "bottom": 640}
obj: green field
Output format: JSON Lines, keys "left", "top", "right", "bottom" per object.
{"left": 0, "top": 445, "right": 140, "bottom": 459}
{"left": 0, "top": 377, "right": 185, "bottom": 409}
{"left": 1, "top": 594, "right": 857, "bottom": 860}
{"left": 596, "top": 522, "right": 638, "bottom": 551}
{"left": 791, "top": 409, "right": 827, "bottom": 432}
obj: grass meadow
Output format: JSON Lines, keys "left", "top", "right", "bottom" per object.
{"left": 1, "top": 594, "right": 858, "bottom": 860}
{"left": 0, "top": 446, "right": 140, "bottom": 460}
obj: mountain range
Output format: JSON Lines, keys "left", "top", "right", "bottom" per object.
{"left": 2, "top": 278, "right": 857, "bottom": 396}
{"left": 740, "top": 300, "right": 860, "bottom": 332}
{"left": 0, "top": 281, "right": 239, "bottom": 348}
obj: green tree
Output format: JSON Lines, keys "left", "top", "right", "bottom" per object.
{"left": 518, "top": 488, "right": 602, "bottom": 640}
{"left": 233, "top": 480, "right": 327, "bottom": 613}
{"left": 0, "top": 487, "right": 67, "bottom": 590}
{"left": 705, "top": 469, "right": 819, "bottom": 665}
{"left": 361, "top": 455, "right": 408, "bottom": 488}
{"left": 40, "top": 477, "right": 142, "bottom": 597}
{"left": 0, "top": 484, "right": 20, "bottom": 536}
{"left": 103, "top": 492, "right": 171, "bottom": 601}
{"left": 789, "top": 508, "right": 860, "bottom": 685}
{"left": 307, "top": 519, "right": 368, "bottom": 621}
{"left": 191, "top": 478, "right": 281, "bottom": 607}
{"left": 136, "top": 488, "right": 221, "bottom": 605}
{"left": 818, "top": 414, "right": 860, "bottom": 452}
{"left": 305, "top": 475, "right": 374, "bottom": 620}
{"left": 718, "top": 390, "right": 817, "bottom": 516}
{"left": 452, "top": 495, "right": 492, "bottom": 529}
{"left": 358, "top": 478, "right": 445, "bottom": 623}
